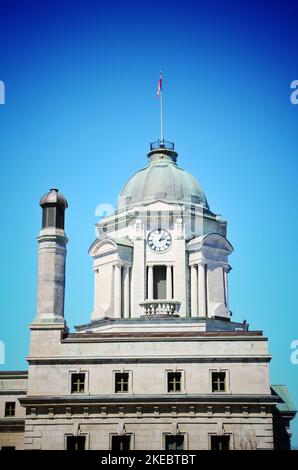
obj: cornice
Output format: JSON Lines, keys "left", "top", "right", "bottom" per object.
{"left": 26, "top": 355, "right": 272, "bottom": 365}
{"left": 19, "top": 393, "right": 278, "bottom": 407}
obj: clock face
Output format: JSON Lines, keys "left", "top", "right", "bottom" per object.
{"left": 147, "top": 229, "right": 172, "bottom": 253}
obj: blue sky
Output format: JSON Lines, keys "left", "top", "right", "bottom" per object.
{"left": 0, "top": 0, "right": 297, "bottom": 447}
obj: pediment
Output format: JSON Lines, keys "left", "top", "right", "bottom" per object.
{"left": 187, "top": 233, "right": 233, "bottom": 254}
{"left": 88, "top": 238, "right": 117, "bottom": 257}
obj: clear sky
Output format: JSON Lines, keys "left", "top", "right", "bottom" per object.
{"left": 0, "top": 0, "right": 297, "bottom": 448}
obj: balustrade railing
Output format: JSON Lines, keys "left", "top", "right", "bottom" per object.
{"left": 140, "top": 300, "right": 181, "bottom": 316}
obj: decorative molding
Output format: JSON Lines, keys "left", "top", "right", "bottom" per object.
{"left": 66, "top": 406, "right": 72, "bottom": 419}
{"left": 19, "top": 394, "right": 278, "bottom": 407}
{"left": 27, "top": 355, "right": 272, "bottom": 366}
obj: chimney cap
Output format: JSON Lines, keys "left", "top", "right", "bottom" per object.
{"left": 39, "top": 188, "right": 68, "bottom": 209}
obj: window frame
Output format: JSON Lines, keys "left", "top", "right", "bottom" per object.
{"left": 164, "top": 434, "right": 185, "bottom": 450}
{"left": 165, "top": 369, "right": 185, "bottom": 393}
{"left": 210, "top": 369, "right": 229, "bottom": 393}
{"left": 69, "top": 370, "right": 88, "bottom": 394}
{"left": 4, "top": 401, "right": 16, "bottom": 417}
{"left": 113, "top": 370, "right": 132, "bottom": 394}
{"left": 163, "top": 433, "right": 188, "bottom": 450}
{"left": 110, "top": 434, "right": 132, "bottom": 450}
{"left": 109, "top": 433, "right": 134, "bottom": 450}
{"left": 64, "top": 433, "right": 89, "bottom": 450}
{"left": 209, "top": 433, "right": 232, "bottom": 450}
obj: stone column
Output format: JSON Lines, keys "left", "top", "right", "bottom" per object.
{"left": 148, "top": 265, "right": 153, "bottom": 300}
{"left": 190, "top": 264, "right": 198, "bottom": 317}
{"left": 114, "top": 264, "right": 122, "bottom": 318}
{"left": 198, "top": 262, "right": 207, "bottom": 317}
{"left": 166, "top": 265, "right": 172, "bottom": 300}
{"left": 173, "top": 234, "right": 186, "bottom": 317}
{"left": 123, "top": 265, "right": 130, "bottom": 318}
{"left": 36, "top": 228, "right": 68, "bottom": 324}
{"left": 34, "top": 188, "right": 68, "bottom": 326}
{"left": 223, "top": 267, "right": 229, "bottom": 309}
{"left": 131, "top": 222, "right": 146, "bottom": 317}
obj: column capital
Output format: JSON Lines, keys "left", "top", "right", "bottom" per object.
{"left": 113, "top": 262, "right": 124, "bottom": 269}
{"left": 197, "top": 260, "right": 207, "bottom": 267}
{"left": 223, "top": 264, "right": 232, "bottom": 273}
{"left": 122, "top": 264, "right": 131, "bottom": 271}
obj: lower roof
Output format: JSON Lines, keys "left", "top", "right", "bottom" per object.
{"left": 271, "top": 385, "right": 297, "bottom": 414}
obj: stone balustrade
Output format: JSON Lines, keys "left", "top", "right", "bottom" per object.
{"left": 140, "top": 300, "right": 181, "bottom": 316}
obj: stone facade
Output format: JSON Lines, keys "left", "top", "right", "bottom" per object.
{"left": 0, "top": 372, "right": 27, "bottom": 450}
{"left": 20, "top": 325, "right": 276, "bottom": 450}
{"left": 0, "top": 143, "right": 296, "bottom": 450}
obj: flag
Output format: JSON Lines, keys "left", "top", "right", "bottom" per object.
{"left": 156, "top": 73, "right": 162, "bottom": 96}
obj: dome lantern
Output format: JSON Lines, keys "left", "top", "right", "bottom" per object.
{"left": 147, "top": 139, "right": 178, "bottom": 164}
{"left": 39, "top": 188, "right": 68, "bottom": 230}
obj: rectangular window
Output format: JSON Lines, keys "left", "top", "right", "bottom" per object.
{"left": 167, "top": 372, "right": 182, "bottom": 392}
{"left": 211, "top": 372, "right": 226, "bottom": 392}
{"left": 5, "top": 402, "right": 16, "bottom": 417}
{"left": 66, "top": 436, "right": 86, "bottom": 451}
{"left": 211, "top": 435, "right": 230, "bottom": 450}
{"left": 165, "top": 435, "right": 184, "bottom": 450}
{"left": 115, "top": 372, "right": 129, "bottom": 393}
{"left": 153, "top": 265, "right": 167, "bottom": 299}
{"left": 111, "top": 435, "right": 131, "bottom": 450}
{"left": 71, "top": 373, "right": 85, "bottom": 393}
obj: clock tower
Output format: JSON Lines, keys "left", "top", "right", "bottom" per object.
{"left": 82, "top": 139, "right": 232, "bottom": 331}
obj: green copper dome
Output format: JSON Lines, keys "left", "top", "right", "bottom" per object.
{"left": 118, "top": 145, "right": 209, "bottom": 210}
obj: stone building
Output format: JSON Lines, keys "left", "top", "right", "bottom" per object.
{"left": 0, "top": 140, "right": 296, "bottom": 450}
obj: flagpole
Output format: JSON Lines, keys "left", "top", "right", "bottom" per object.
{"left": 160, "top": 72, "right": 163, "bottom": 143}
